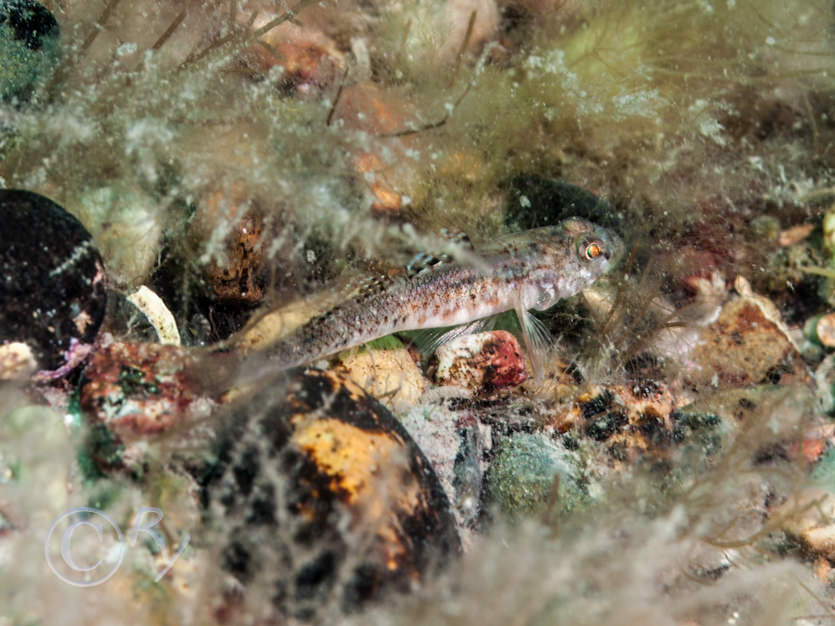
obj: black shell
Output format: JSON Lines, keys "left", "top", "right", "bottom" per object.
{"left": 201, "top": 368, "right": 461, "bottom": 620}
{"left": 0, "top": 189, "right": 106, "bottom": 371}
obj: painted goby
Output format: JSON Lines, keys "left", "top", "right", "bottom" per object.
{"left": 201, "top": 217, "right": 623, "bottom": 388}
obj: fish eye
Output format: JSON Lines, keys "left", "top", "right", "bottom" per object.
{"left": 581, "top": 240, "right": 603, "bottom": 261}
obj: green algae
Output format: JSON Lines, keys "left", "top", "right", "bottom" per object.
{"left": 0, "top": 4, "right": 59, "bottom": 103}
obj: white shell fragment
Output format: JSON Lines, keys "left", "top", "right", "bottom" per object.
{"left": 127, "top": 285, "right": 181, "bottom": 346}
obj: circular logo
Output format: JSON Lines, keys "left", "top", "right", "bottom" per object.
{"left": 44, "top": 507, "right": 125, "bottom": 587}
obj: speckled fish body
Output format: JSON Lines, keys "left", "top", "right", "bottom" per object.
{"left": 260, "top": 217, "right": 623, "bottom": 377}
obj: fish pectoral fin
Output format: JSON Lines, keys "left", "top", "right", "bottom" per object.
{"left": 403, "top": 317, "right": 495, "bottom": 356}
{"left": 515, "top": 306, "right": 553, "bottom": 382}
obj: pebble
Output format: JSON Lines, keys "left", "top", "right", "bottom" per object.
{"left": 399, "top": 399, "right": 487, "bottom": 535}
{"left": 241, "top": 14, "right": 345, "bottom": 94}
{"left": 0, "top": 341, "right": 36, "bottom": 379}
{"left": 336, "top": 337, "right": 427, "bottom": 412}
{"left": 0, "top": 0, "right": 59, "bottom": 102}
{"left": 77, "top": 339, "right": 217, "bottom": 482}
{"left": 665, "top": 384, "right": 815, "bottom": 489}
{"left": 202, "top": 368, "right": 460, "bottom": 621}
{"left": 504, "top": 176, "right": 619, "bottom": 231}
{"left": 484, "top": 432, "right": 591, "bottom": 520}
{"left": 550, "top": 382, "right": 677, "bottom": 460}
{"left": 79, "top": 341, "right": 207, "bottom": 443}
{"left": 685, "top": 278, "right": 808, "bottom": 388}
{"left": 430, "top": 330, "right": 528, "bottom": 394}
{"left": 74, "top": 186, "right": 163, "bottom": 288}
{"left": 775, "top": 481, "right": 835, "bottom": 567}
{"left": 202, "top": 208, "right": 267, "bottom": 305}
{"left": 78, "top": 340, "right": 216, "bottom": 480}
{"left": 0, "top": 189, "right": 107, "bottom": 374}
{"left": 0, "top": 404, "right": 73, "bottom": 538}
{"left": 805, "top": 312, "right": 835, "bottom": 348}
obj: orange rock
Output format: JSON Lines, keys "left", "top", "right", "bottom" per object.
{"left": 336, "top": 84, "right": 426, "bottom": 213}
{"left": 687, "top": 296, "right": 809, "bottom": 388}
{"left": 549, "top": 381, "right": 680, "bottom": 461}
{"left": 354, "top": 151, "right": 404, "bottom": 213}
{"left": 334, "top": 82, "right": 415, "bottom": 135}
{"left": 778, "top": 223, "right": 815, "bottom": 247}
{"left": 240, "top": 15, "right": 345, "bottom": 92}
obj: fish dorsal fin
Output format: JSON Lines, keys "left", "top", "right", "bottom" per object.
{"left": 405, "top": 228, "right": 474, "bottom": 277}
{"left": 439, "top": 227, "right": 472, "bottom": 248}
{"left": 303, "top": 270, "right": 403, "bottom": 315}
{"left": 335, "top": 271, "right": 405, "bottom": 306}
{"left": 405, "top": 251, "right": 453, "bottom": 277}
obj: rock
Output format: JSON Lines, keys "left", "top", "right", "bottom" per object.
{"left": 336, "top": 337, "right": 427, "bottom": 412}
{"left": 685, "top": 277, "right": 809, "bottom": 388}
{"left": 203, "top": 210, "right": 267, "bottom": 305}
{"left": 548, "top": 381, "right": 678, "bottom": 461}
{"left": 778, "top": 222, "right": 814, "bottom": 247}
{"left": 0, "top": 341, "right": 36, "bottom": 379}
{"left": 504, "top": 175, "right": 619, "bottom": 231}
{"left": 0, "top": 189, "right": 107, "bottom": 375}
{"left": 431, "top": 330, "right": 527, "bottom": 394}
{"left": 197, "top": 182, "right": 269, "bottom": 305}
{"left": 388, "top": 0, "right": 499, "bottom": 70}
{"left": 79, "top": 341, "right": 211, "bottom": 446}
{"left": 0, "top": 404, "right": 73, "bottom": 545}
{"left": 777, "top": 484, "right": 835, "bottom": 564}
{"left": 399, "top": 399, "right": 487, "bottom": 533}
{"left": 484, "top": 432, "right": 590, "bottom": 520}
{"left": 0, "top": 0, "right": 59, "bottom": 102}
{"left": 811, "top": 446, "right": 835, "bottom": 491}
{"left": 675, "top": 385, "right": 815, "bottom": 431}
{"left": 667, "top": 385, "right": 815, "bottom": 483}
{"left": 452, "top": 414, "right": 485, "bottom": 529}
{"left": 202, "top": 369, "right": 460, "bottom": 621}
{"left": 805, "top": 312, "right": 835, "bottom": 348}
{"left": 750, "top": 214, "right": 780, "bottom": 243}
{"left": 73, "top": 186, "right": 163, "bottom": 288}
{"left": 241, "top": 13, "right": 345, "bottom": 94}
{"left": 334, "top": 82, "right": 425, "bottom": 214}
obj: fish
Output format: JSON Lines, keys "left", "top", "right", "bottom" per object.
{"left": 201, "top": 217, "right": 623, "bottom": 388}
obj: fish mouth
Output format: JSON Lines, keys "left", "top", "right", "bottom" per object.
{"left": 599, "top": 227, "right": 626, "bottom": 267}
